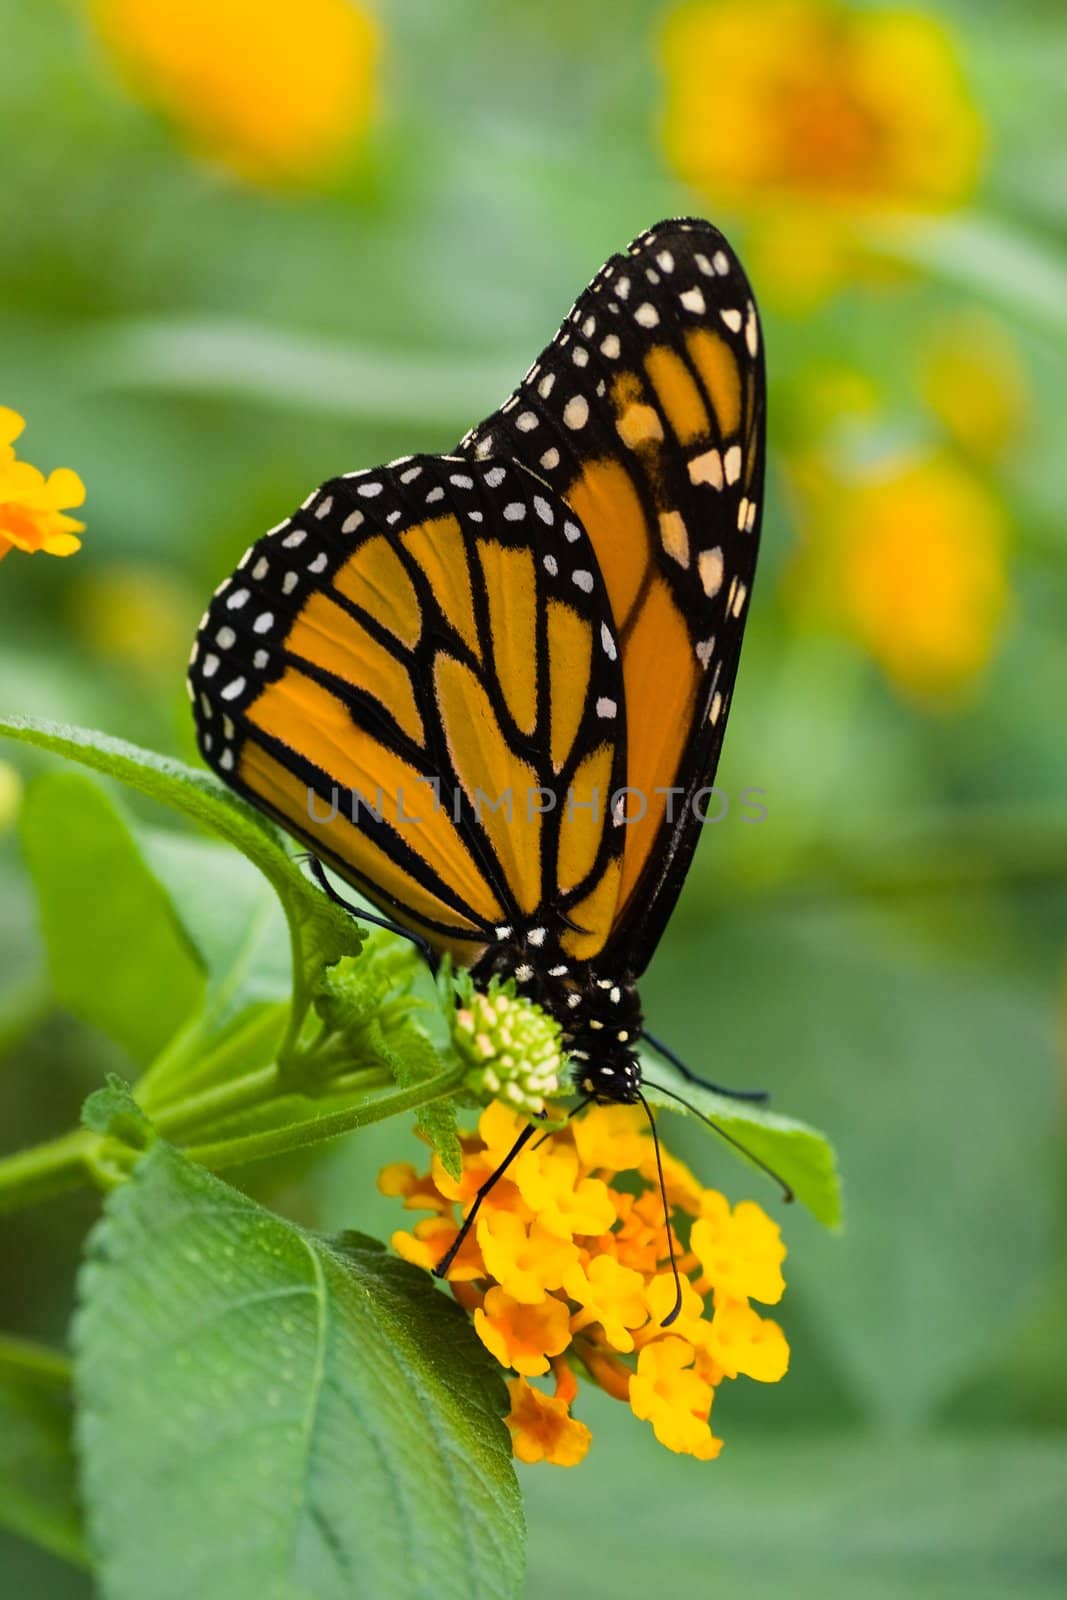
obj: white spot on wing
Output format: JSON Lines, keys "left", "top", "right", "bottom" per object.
{"left": 699, "top": 546, "right": 724, "bottom": 598}
{"left": 563, "top": 395, "right": 589, "bottom": 430}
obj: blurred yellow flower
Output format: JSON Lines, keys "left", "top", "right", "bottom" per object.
{"left": 0, "top": 409, "right": 86, "bottom": 563}
{"left": 383, "top": 1100, "right": 790, "bottom": 1464}
{"left": 93, "top": 0, "right": 379, "bottom": 186}
{"left": 790, "top": 448, "right": 1010, "bottom": 698}
{"left": 660, "top": 0, "right": 984, "bottom": 303}
{"left": 73, "top": 565, "right": 198, "bottom": 676}
{"left": 920, "top": 314, "right": 1030, "bottom": 463}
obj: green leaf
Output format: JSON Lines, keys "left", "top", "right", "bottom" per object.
{"left": 0, "top": 716, "right": 363, "bottom": 1030}
{"left": 640, "top": 1051, "right": 842, "bottom": 1229}
{"left": 74, "top": 1140, "right": 524, "bottom": 1600}
{"left": 140, "top": 828, "right": 292, "bottom": 1033}
{"left": 19, "top": 771, "right": 204, "bottom": 1065}
{"left": 0, "top": 1338, "right": 86, "bottom": 1568}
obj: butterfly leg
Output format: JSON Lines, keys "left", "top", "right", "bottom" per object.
{"left": 433, "top": 1121, "right": 537, "bottom": 1279}
{"left": 304, "top": 856, "right": 437, "bottom": 969}
{"left": 641, "top": 1030, "right": 769, "bottom": 1104}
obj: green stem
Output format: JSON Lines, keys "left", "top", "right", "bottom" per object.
{"left": 0, "top": 1128, "right": 99, "bottom": 1216}
{"left": 0, "top": 1333, "right": 72, "bottom": 1386}
{"left": 152, "top": 1064, "right": 282, "bottom": 1140}
{"left": 0, "top": 1047, "right": 463, "bottom": 1212}
{"left": 183, "top": 1063, "right": 465, "bottom": 1172}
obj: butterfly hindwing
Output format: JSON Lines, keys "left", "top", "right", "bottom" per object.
{"left": 188, "top": 453, "right": 627, "bottom": 966}
{"left": 459, "top": 217, "right": 765, "bottom": 975}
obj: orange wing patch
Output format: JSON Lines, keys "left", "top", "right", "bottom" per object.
{"left": 434, "top": 651, "right": 543, "bottom": 916}
{"left": 684, "top": 329, "right": 741, "bottom": 439}
{"left": 240, "top": 740, "right": 493, "bottom": 958}
{"left": 547, "top": 599, "right": 593, "bottom": 773}
{"left": 643, "top": 345, "right": 710, "bottom": 445}
{"left": 561, "top": 856, "right": 622, "bottom": 962}
{"left": 333, "top": 536, "right": 422, "bottom": 648}
{"left": 616, "top": 576, "right": 700, "bottom": 911}
{"left": 557, "top": 742, "right": 614, "bottom": 894}
{"left": 565, "top": 458, "right": 650, "bottom": 630}
{"left": 402, "top": 516, "right": 481, "bottom": 658}
{"left": 477, "top": 539, "right": 539, "bottom": 737}
{"left": 285, "top": 590, "right": 423, "bottom": 744}
{"left": 246, "top": 667, "right": 501, "bottom": 922}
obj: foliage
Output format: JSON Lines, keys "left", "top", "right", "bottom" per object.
{"left": 3, "top": 0, "right": 1066, "bottom": 1594}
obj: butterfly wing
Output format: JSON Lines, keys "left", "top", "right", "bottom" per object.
{"left": 188, "top": 454, "right": 626, "bottom": 967}
{"left": 459, "top": 217, "right": 765, "bottom": 976}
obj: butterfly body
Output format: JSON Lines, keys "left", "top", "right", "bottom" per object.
{"left": 188, "top": 217, "right": 765, "bottom": 1114}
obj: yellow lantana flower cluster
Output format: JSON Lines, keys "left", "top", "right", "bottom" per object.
{"left": 0, "top": 409, "right": 86, "bottom": 563}
{"left": 381, "top": 1101, "right": 789, "bottom": 1466}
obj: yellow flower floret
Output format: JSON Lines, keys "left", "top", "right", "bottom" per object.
{"left": 0, "top": 409, "right": 86, "bottom": 563}
{"left": 383, "top": 1098, "right": 790, "bottom": 1464}
{"left": 629, "top": 1337, "right": 722, "bottom": 1461}
{"left": 691, "top": 1193, "right": 787, "bottom": 1304}
{"left": 706, "top": 1298, "right": 790, "bottom": 1383}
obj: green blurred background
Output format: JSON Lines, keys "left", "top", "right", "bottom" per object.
{"left": 2, "top": 0, "right": 1066, "bottom": 1593}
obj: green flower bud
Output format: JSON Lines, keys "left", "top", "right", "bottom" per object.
{"left": 452, "top": 980, "right": 565, "bottom": 1116}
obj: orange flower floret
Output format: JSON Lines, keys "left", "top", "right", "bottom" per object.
{"left": 377, "top": 1161, "right": 452, "bottom": 1215}
{"left": 475, "top": 1288, "right": 571, "bottom": 1377}
{"left": 505, "top": 1377, "right": 592, "bottom": 1467}
{"left": 0, "top": 409, "right": 86, "bottom": 563}
{"left": 391, "top": 1217, "right": 484, "bottom": 1282}
{"left": 381, "top": 1098, "right": 790, "bottom": 1465}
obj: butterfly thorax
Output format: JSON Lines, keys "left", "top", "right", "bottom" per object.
{"left": 471, "top": 943, "right": 643, "bottom": 1104}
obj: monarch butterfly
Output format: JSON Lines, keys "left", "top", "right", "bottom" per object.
{"left": 188, "top": 218, "right": 782, "bottom": 1317}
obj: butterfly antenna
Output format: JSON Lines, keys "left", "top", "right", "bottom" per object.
{"left": 433, "top": 1121, "right": 537, "bottom": 1281}
{"left": 636, "top": 1089, "right": 684, "bottom": 1328}
{"left": 303, "top": 855, "right": 437, "bottom": 969}
{"left": 644, "top": 1078, "right": 795, "bottom": 1205}
{"left": 641, "top": 1030, "right": 769, "bottom": 1104}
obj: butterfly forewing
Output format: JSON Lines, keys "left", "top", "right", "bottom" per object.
{"left": 459, "top": 218, "right": 765, "bottom": 975}
{"left": 188, "top": 453, "right": 627, "bottom": 966}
